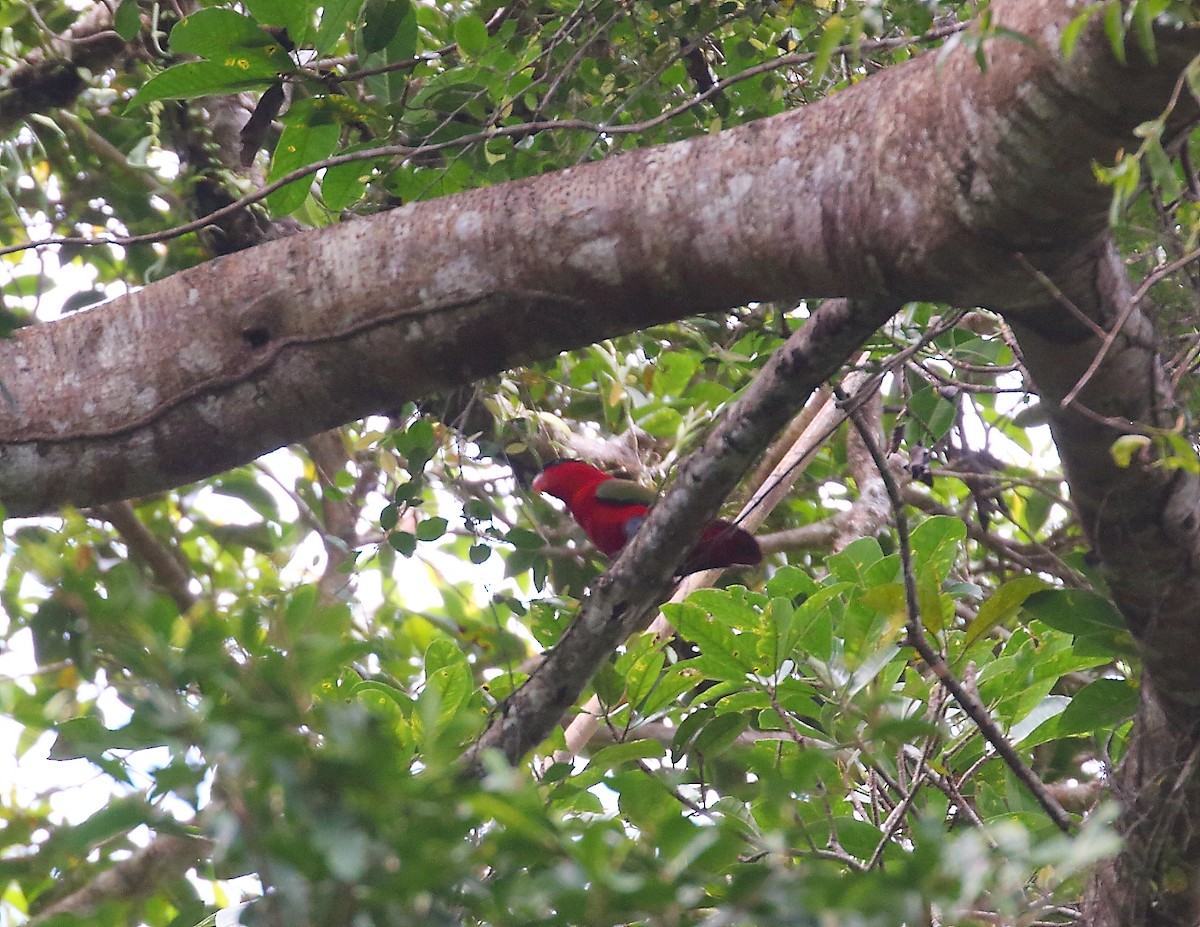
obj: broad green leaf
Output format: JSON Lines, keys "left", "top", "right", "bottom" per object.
{"left": 114, "top": 0, "right": 141, "bottom": 40}
{"left": 421, "top": 639, "right": 475, "bottom": 739}
{"left": 1024, "top": 589, "right": 1135, "bottom": 656}
{"left": 692, "top": 711, "right": 748, "bottom": 758}
{"left": 416, "top": 517, "right": 448, "bottom": 541}
{"left": 580, "top": 740, "right": 665, "bottom": 783}
{"left": 812, "top": 15, "right": 851, "bottom": 82}
{"left": 389, "top": 530, "right": 417, "bottom": 555}
{"left": 1009, "top": 694, "right": 1070, "bottom": 746}
{"left": 1131, "top": 0, "right": 1161, "bottom": 65}
{"left": 1057, "top": 678, "right": 1138, "bottom": 737}
{"left": 965, "top": 575, "right": 1050, "bottom": 649}
{"left": 361, "top": 0, "right": 412, "bottom": 54}
{"left": 267, "top": 121, "right": 341, "bottom": 214}
{"left": 907, "top": 383, "right": 957, "bottom": 442}
{"left": 243, "top": 0, "right": 317, "bottom": 45}
{"left": 352, "top": 679, "right": 416, "bottom": 713}
{"left": 505, "top": 526, "right": 544, "bottom": 549}
{"left": 212, "top": 470, "right": 280, "bottom": 521}
{"left": 454, "top": 13, "right": 490, "bottom": 58}
{"left": 827, "top": 537, "right": 884, "bottom": 583}
{"left": 909, "top": 515, "right": 965, "bottom": 585}
{"left": 131, "top": 60, "right": 280, "bottom": 106}
{"left": 765, "top": 564, "right": 819, "bottom": 600}
{"left": 653, "top": 351, "right": 698, "bottom": 397}
{"left": 315, "top": 0, "right": 363, "bottom": 54}
{"left": 46, "top": 799, "right": 157, "bottom": 858}
{"left": 321, "top": 156, "right": 374, "bottom": 211}
{"left": 169, "top": 8, "right": 284, "bottom": 58}
{"left": 664, "top": 602, "right": 752, "bottom": 682}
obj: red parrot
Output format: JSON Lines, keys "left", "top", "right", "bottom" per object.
{"left": 532, "top": 460, "right": 761, "bottom": 576}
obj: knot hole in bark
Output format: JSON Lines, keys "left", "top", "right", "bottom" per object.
{"left": 241, "top": 326, "right": 271, "bottom": 350}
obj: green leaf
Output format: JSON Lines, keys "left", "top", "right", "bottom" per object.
{"left": 243, "top": 0, "right": 316, "bottom": 45}
{"left": 131, "top": 60, "right": 279, "bottom": 106}
{"left": 454, "top": 13, "right": 490, "bottom": 57}
{"left": 909, "top": 516, "right": 965, "bottom": 585}
{"left": 353, "top": 678, "right": 416, "bottom": 714}
{"left": 361, "top": 0, "right": 413, "bottom": 54}
{"left": 416, "top": 517, "right": 448, "bottom": 541}
{"left": 389, "top": 530, "right": 417, "bottom": 556}
{"left": 505, "top": 526, "right": 545, "bottom": 549}
{"left": 48, "top": 799, "right": 157, "bottom": 858}
{"left": 267, "top": 121, "right": 341, "bottom": 215}
{"left": 1008, "top": 694, "right": 1070, "bottom": 746}
{"left": 1103, "top": 0, "right": 1128, "bottom": 65}
{"left": 114, "top": 0, "right": 141, "bottom": 41}
{"left": 425, "top": 637, "right": 467, "bottom": 676}
{"left": 360, "top": 9, "right": 419, "bottom": 107}
{"left": 1060, "top": 7, "right": 1101, "bottom": 58}
{"left": 50, "top": 716, "right": 166, "bottom": 760}
{"left": 380, "top": 503, "right": 399, "bottom": 532}
{"left": 1057, "top": 678, "right": 1138, "bottom": 737}
{"left": 907, "top": 383, "right": 957, "bottom": 443}
{"left": 1111, "top": 433, "right": 1152, "bottom": 467}
{"left": 636, "top": 405, "right": 684, "bottom": 439}
{"left": 664, "top": 602, "right": 752, "bottom": 682}
{"left": 578, "top": 740, "right": 664, "bottom": 784}
{"left": 211, "top": 470, "right": 280, "bottom": 521}
{"left": 653, "top": 352, "right": 698, "bottom": 396}
{"left": 421, "top": 639, "right": 475, "bottom": 741}
{"left": 1024, "top": 588, "right": 1137, "bottom": 658}
{"left": 1131, "top": 0, "right": 1159, "bottom": 65}
{"left": 964, "top": 575, "right": 1049, "bottom": 649}
{"left": 394, "top": 480, "right": 422, "bottom": 504}
{"left": 321, "top": 156, "right": 374, "bottom": 211}
{"left": 1025, "top": 589, "right": 1125, "bottom": 638}
{"left": 826, "top": 537, "right": 885, "bottom": 584}
{"left": 812, "top": 14, "right": 850, "bottom": 81}
{"left": 169, "top": 9, "right": 285, "bottom": 58}
{"left": 315, "top": 0, "right": 363, "bottom": 54}
{"left": 692, "top": 711, "right": 748, "bottom": 757}
{"left": 393, "top": 418, "right": 437, "bottom": 472}
{"left": 468, "top": 543, "right": 491, "bottom": 564}
{"left": 765, "top": 565, "right": 819, "bottom": 600}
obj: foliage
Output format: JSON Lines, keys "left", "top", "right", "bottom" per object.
{"left": 1, "top": 1, "right": 1193, "bottom": 925}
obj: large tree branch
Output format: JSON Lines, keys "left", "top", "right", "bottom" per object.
{"left": 1082, "top": 676, "right": 1200, "bottom": 927}
{"left": 28, "top": 832, "right": 213, "bottom": 926}
{"left": 1, "top": 2, "right": 1195, "bottom": 517}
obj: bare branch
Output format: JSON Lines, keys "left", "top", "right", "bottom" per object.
{"left": 28, "top": 833, "right": 213, "bottom": 926}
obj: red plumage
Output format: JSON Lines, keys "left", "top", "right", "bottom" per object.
{"left": 532, "top": 460, "right": 761, "bottom": 576}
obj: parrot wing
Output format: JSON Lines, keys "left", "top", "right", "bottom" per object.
{"left": 592, "top": 478, "right": 658, "bottom": 507}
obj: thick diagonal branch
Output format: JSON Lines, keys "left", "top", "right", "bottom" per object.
{"left": 463, "top": 296, "right": 899, "bottom": 773}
